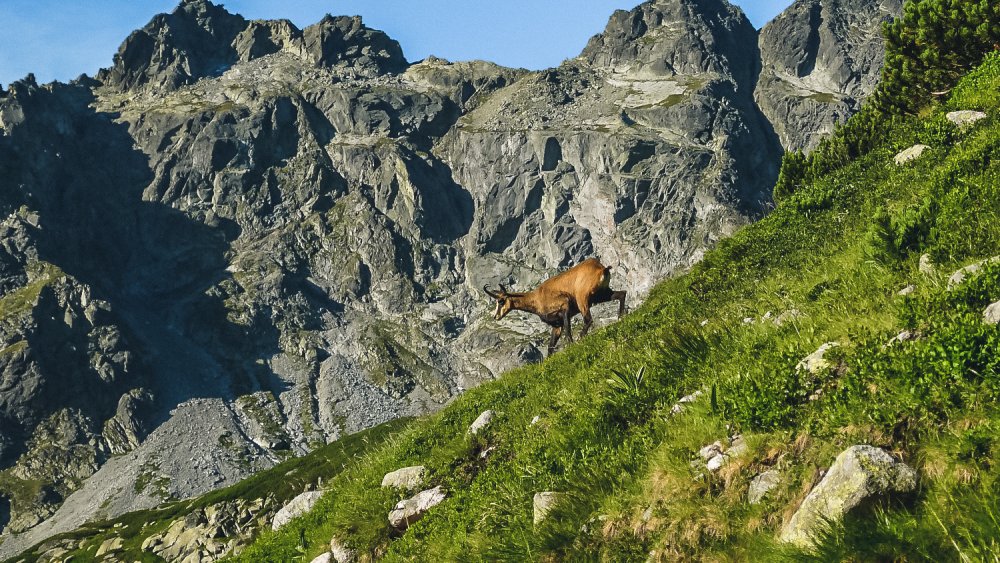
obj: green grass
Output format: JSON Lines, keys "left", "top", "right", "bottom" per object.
{"left": 229, "top": 55, "right": 1000, "bottom": 561}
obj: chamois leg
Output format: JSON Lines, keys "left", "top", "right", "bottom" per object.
{"left": 562, "top": 307, "right": 574, "bottom": 345}
{"left": 579, "top": 301, "right": 594, "bottom": 338}
{"left": 547, "top": 326, "right": 562, "bottom": 357}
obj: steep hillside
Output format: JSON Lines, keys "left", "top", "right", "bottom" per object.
{"left": 0, "top": 0, "right": 898, "bottom": 556}
{"left": 0, "top": 0, "right": 799, "bottom": 552}
{"left": 16, "top": 26, "right": 1000, "bottom": 563}
{"left": 230, "top": 52, "right": 1000, "bottom": 561}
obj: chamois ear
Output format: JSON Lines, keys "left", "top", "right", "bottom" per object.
{"left": 499, "top": 284, "right": 509, "bottom": 295}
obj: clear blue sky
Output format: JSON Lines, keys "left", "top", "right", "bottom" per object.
{"left": 0, "top": 0, "right": 793, "bottom": 87}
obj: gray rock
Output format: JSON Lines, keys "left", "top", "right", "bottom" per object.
{"left": 95, "top": 537, "right": 123, "bottom": 556}
{"left": 894, "top": 144, "right": 929, "bottom": 165}
{"left": 757, "top": 0, "right": 903, "bottom": 152}
{"left": 533, "top": 491, "right": 566, "bottom": 525}
{"left": 468, "top": 410, "right": 495, "bottom": 436}
{"left": 380, "top": 466, "right": 427, "bottom": 491}
{"left": 272, "top": 491, "right": 323, "bottom": 531}
{"left": 796, "top": 342, "right": 839, "bottom": 374}
{"left": 780, "top": 445, "right": 916, "bottom": 548}
{"left": 330, "top": 537, "right": 357, "bottom": 563}
{"left": 985, "top": 301, "right": 1000, "bottom": 325}
{"left": 748, "top": 470, "right": 781, "bottom": 504}
{"left": 946, "top": 110, "right": 988, "bottom": 128}
{"left": 670, "top": 390, "right": 704, "bottom": 415}
{"left": 388, "top": 486, "right": 446, "bottom": 530}
{"left": 948, "top": 257, "right": 1000, "bottom": 289}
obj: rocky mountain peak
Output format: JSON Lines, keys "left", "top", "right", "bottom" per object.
{"left": 301, "top": 14, "right": 409, "bottom": 75}
{"left": 755, "top": 0, "right": 903, "bottom": 151}
{"left": 580, "top": 0, "right": 759, "bottom": 89}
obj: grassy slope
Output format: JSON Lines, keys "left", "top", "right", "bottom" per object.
{"left": 4, "top": 418, "right": 410, "bottom": 563}
{"left": 234, "top": 55, "right": 1000, "bottom": 562}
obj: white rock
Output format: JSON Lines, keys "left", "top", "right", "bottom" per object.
{"left": 780, "top": 445, "right": 916, "bottom": 548}
{"left": 748, "top": 470, "right": 781, "bottom": 504}
{"left": 705, "top": 454, "right": 727, "bottom": 472}
{"left": 699, "top": 441, "right": 724, "bottom": 461}
{"left": 381, "top": 466, "right": 427, "bottom": 492}
{"left": 897, "top": 285, "right": 916, "bottom": 296}
{"left": 796, "top": 342, "right": 839, "bottom": 374}
{"left": 96, "top": 537, "right": 123, "bottom": 556}
{"left": 272, "top": 491, "right": 324, "bottom": 531}
{"left": 310, "top": 553, "right": 332, "bottom": 563}
{"left": 671, "top": 390, "right": 704, "bottom": 414}
{"left": 388, "top": 486, "right": 447, "bottom": 530}
{"left": 946, "top": 110, "right": 988, "bottom": 128}
{"left": 533, "top": 491, "right": 567, "bottom": 525}
{"left": 893, "top": 144, "right": 929, "bottom": 165}
{"left": 985, "top": 301, "right": 1000, "bottom": 325}
{"left": 468, "top": 410, "right": 495, "bottom": 435}
{"left": 948, "top": 257, "right": 1000, "bottom": 289}
{"left": 530, "top": 415, "right": 541, "bottom": 426}
{"left": 330, "top": 537, "right": 357, "bottom": 563}
{"left": 728, "top": 436, "right": 749, "bottom": 458}
{"left": 883, "top": 330, "right": 916, "bottom": 349}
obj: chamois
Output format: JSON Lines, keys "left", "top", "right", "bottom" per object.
{"left": 484, "top": 258, "right": 627, "bottom": 356}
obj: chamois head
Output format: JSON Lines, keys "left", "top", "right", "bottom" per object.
{"left": 484, "top": 285, "right": 514, "bottom": 320}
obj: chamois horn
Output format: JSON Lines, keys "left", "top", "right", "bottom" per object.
{"left": 483, "top": 285, "right": 502, "bottom": 299}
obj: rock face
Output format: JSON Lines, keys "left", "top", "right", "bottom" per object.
{"left": 780, "top": 445, "right": 916, "bottom": 548}
{"left": 141, "top": 496, "right": 276, "bottom": 561}
{"left": 757, "top": 0, "right": 903, "bottom": 152}
{"left": 0, "top": 0, "right": 893, "bottom": 554}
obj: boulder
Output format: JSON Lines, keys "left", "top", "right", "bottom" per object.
{"left": 388, "top": 486, "right": 447, "bottom": 530}
{"left": 948, "top": 257, "right": 1000, "bottom": 289}
{"left": 796, "top": 342, "right": 839, "bottom": 374}
{"left": 533, "top": 492, "right": 566, "bottom": 525}
{"left": 985, "top": 301, "right": 1000, "bottom": 325}
{"left": 780, "top": 445, "right": 916, "bottom": 548}
{"left": 272, "top": 491, "right": 324, "bottom": 531}
{"left": 946, "top": 110, "right": 988, "bottom": 128}
{"left": 468, "top": 410, "right": 495, "bottom": 436}
{"left": 894, "top": 144, "right": 929, "bottom": 165}
{"left": 381, "top": 466, "right": 427, "bottom": 492}
{"left": 330, "top": 537, "right": 357, "bottom": 563}
{"left": 310, "top": 553, "right": 332, "bottom": 563}
{"left": 748, "top": 470, "right": 781, "bottom": 504}
{"left": 95, "top": 537, "right": 123, "bottom": 556}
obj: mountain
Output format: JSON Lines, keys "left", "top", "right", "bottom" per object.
{"left": 756, "top": 0, "right": 903, "bottom": 152}
{"left": 0, "top": 0, "right": 897, "bottom": 556}
{"left": 11, "top": 2, "right": 1000, "bottom": 557}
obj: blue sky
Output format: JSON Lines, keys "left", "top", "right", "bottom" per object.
{"left": 0, "top": 0, "right": 793, "bottom": 87}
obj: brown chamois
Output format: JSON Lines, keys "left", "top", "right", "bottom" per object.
{"left": 484, "top": 258, "right": 627, "bottom": 356}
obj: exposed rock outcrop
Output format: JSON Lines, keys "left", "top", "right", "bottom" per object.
{"left": 756, "top": 0, "right": 903, "bottom": 152}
